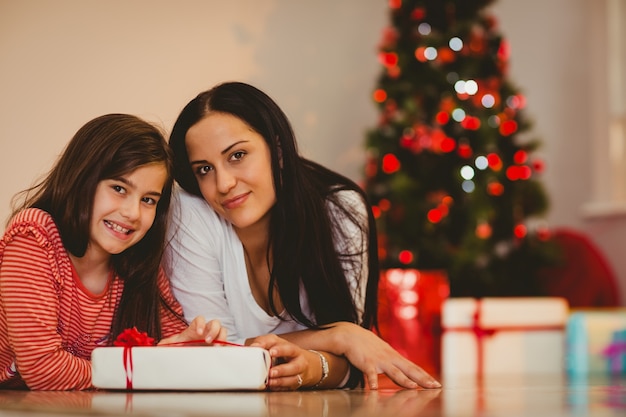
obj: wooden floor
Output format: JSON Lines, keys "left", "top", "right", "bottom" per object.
{"left": 0, "top": 373, "right": 623, "bottom": 417}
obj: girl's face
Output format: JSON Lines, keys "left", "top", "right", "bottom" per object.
{"left": 185, "top": 112, "right": 276, "bottom": 234}
{"left": 87, "top": 163, "right": 167, "bottom": 261}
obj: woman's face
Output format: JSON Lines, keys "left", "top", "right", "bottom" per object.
{"left": 185, "top": 112, "right": 276, "bottom": 234}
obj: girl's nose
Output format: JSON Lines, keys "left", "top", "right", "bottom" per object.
{"left": 120, "top": 198, "right": 141, "bottom": 220}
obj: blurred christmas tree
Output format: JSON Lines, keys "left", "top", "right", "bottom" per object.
{"left": 364, "top": 0, "right": 558, "bottom": 297}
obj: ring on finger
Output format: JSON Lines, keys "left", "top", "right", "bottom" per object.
{"left": 296, "top": 374, "right": 303, "bottom": 388}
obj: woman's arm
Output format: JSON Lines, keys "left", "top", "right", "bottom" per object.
{"left": 247, "top": 334, "right": 349, "bottom": 390}
{"left": 164, "top": 191, "right": 242, "bottom": 340}
{"left": 277, "top": 323, "right": 441, "bottom": 390}
{"left": 157, "top": 268, "right": 228, "bottom": 345}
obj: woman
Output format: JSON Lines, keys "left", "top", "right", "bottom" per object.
{"left": 165, "top": 82, "right": 441, "bottom": 390}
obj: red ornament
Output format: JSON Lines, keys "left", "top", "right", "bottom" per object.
{"left": 378, "top": 27, "right": 399, "bottom": 49}
{"left": 437, "top": 47, "right": 456, "bottom": 64}
{"left": 513, "top": 150, "right": 527, "bottom": 164}
{"left": 389, "top": 0, "right": 402, "bottom": 10}
{"left": 411, "top": 7, "right": 426, "bottom": 20}
{"left": 382, "top": 153, "right": 401, "bottom": 174}
{"left": 415, "top": 47, "right": 428, "bottom": 62}
{"left": 427, "top": 208, "right": 443, "bottom": 223}
{"left": 506, "top": 166, "right": 520, "bottom": 181}
{"left": 435, "top": 111, "right": 450, "bottom": 125}
{"left": 499, "top": 120, "right": 518, "bottom": 136}
{"left": 476, "top": 223, "right": 492, "bottom": 239}
{"left": 461, "top": 116, "right": 481, "bottom": 130}
{"left": 457, "top": 143, "right": 473, "bottom": 159}
{"left": 379, "top": 52, "right": 398, "bottom": 67}
{"left": 514, "top": 224, "right": 527, "bottom": 239}
{"left": 379, "top": 198, "right": 392, "bottom": 211}
{"left": 487, "top": 153, "right": 503, "bottom": 171}
{"left": 497, "top": 39, "right": 510, "bottom": 61}
{"left": 440, "top": 137, "right": 456, "bottom": 153}
{"left": 373, "top": 89, "right": 387, "bottom": 103}
{"left": 372, "top": 205, "right": 382, "bottom": 219}
{"left": 398, "top": 250, "right": 414, "bottom": 264}
{"left": 506, "top": 165, "right": 532, "bottom": 181}
{"left": 487, "top": 181, "right": 504, "bottom": 196}
{"left": 519, "top": 165, "right": 532, "bottom": 180}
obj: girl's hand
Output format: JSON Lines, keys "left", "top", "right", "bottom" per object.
{"left": 330, "top": 322, "right": 441, "bottom": 390}
{"left": 248, "top": 334, "right": 318, "bottom": 391}
{"left": 158, "top": 316, "right": 226, "bottom": 345}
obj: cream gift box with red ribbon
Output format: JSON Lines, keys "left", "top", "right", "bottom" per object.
{"left": 91, "top": 345, "right": 271, "bottom": 391}
{"left": 440, "top": 297, "right": 569, "bottom": 381}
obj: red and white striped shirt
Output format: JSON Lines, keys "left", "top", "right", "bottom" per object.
{"left": 0, "top": 208, "right": 187, "bottom": 390}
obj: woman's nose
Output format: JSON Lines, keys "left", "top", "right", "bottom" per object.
{"left": 216, "top": 169, "right": 236, "bottom": 194}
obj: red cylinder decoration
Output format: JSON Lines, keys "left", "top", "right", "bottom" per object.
{"left": 376, "top": 269, "right": 449, "bottom": 378}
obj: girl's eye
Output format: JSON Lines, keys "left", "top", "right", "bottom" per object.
{"left": 231, "top": 151, "right": 246, "bottom": 161}
{"left": 112, "top": 185, "right": 126, "bottom": 194}
{"left": 142, "top": 197, "right": 158, "bottom": 206}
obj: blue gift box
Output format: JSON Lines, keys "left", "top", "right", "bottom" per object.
{"left": 566, "top": 310, "right": 626, "bottom": 375}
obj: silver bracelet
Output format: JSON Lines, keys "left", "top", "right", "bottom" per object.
{"left": 308, "top": 349, "right": 329, "bottom": 388}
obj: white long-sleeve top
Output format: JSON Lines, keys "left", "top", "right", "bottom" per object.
{"left": 164, "top": 187, "right": 368, "bottom": 345}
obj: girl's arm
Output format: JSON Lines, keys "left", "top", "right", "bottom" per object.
{"left": 0, "top": 233, "right": 92, "bottom": 390}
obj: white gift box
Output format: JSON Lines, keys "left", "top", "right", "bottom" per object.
{"left": 91, "top": 346, "right": 271, "bottom": 391}
{"left": 441, "top": 297, "right": 568, "bottom": 380}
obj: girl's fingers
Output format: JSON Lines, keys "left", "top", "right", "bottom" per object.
{"left": 204, "top": 319, "right": 223, "bottom": 343}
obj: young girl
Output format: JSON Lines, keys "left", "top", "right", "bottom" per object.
{"left": 165, "top": 82, "right": 441, "bottom": 390}
{"left": 0, "top": 114, "right": 225, "bottom": 390}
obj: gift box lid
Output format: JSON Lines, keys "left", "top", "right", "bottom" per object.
{"left": 442, "top": 297, "right": 569, "bottom": 328}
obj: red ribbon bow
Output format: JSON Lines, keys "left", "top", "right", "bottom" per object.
{"left": 113, "top": 327, "right": 155, "bottom": 389}
{"left": 112, "top": 327, "right": 243, "bottom": 389}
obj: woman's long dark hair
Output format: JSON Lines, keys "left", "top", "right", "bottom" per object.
{"left": 11, "top": 114, "right": 183, "bottom": 342}
{"left": 169, "top": 82, "right": 380, "bottom": 330}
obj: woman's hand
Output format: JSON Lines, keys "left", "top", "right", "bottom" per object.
{"left": 329, "top": 322, "right": 441, "bottom": 390}
{"left": 158, "top": 316, "right": 226, "bottom": 345}
{"left": 248, "top": 334, "right": 320, "bottom": 391}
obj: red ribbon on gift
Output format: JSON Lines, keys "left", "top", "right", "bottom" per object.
{"left": 113, "top": 327, "right": 243, "bottom": 389}
{"left": 443, "top": 299, "right": 565, "bottom": 382}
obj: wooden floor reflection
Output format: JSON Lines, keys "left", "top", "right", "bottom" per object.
{"left": 0, "top": 374, "right": 623, "bottom": 417}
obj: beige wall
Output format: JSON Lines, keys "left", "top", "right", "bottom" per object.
{"left": 1, "top": 0, "right": 624, "bottom": 304}
{"left": 0, "top": 0, "right": 386, "bottom": 225}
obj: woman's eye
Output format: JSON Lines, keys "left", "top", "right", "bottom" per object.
{"left": 196, "top": 165, "right": 213, "bottom": 176}
{"left": 112, "top": 185, "right": 126, "bottom": 194}
{"left": 231, "top": 151, "right": 246, "bottom": 161}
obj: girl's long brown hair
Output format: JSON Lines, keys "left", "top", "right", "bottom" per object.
{"left": 12, "top": 113, "right": 183, "bottom": 341}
